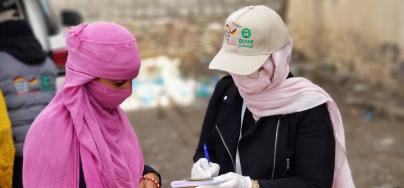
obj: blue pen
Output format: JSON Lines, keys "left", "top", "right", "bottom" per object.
{"left": 203, "top": 143, "right": 210, "bottom": 163}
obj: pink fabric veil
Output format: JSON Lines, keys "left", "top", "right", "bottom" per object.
{"left": 231, "top": 40, "right": 355, "bottom": 187}
{"left": 23, "top": 22, "right": 144, "bottom": 188}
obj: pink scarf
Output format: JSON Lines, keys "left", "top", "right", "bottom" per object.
{"left": 23, "top": 22, "right": 144, "bottom": 188}
{"left": 231, "top": 40, "right": 355, "bottom": 187}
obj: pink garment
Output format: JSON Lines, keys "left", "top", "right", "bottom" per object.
{"left": 231, "top": 40, "right": 355, "bottom": 187}
{"left": 23, "top": 22, "right": 144, "bottom": 188}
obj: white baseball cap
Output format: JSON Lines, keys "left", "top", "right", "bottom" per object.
{"left": 209, "top": 5, "right": 290, "bottom": 75}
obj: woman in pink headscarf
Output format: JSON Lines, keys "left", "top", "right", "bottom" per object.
{"left": 191, "top": 5, "right": 355, "bottom": 188}
{"left": 23, "top": 22, "right": 160, "bottom": 188}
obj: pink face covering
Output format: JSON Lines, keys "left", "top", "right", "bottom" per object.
{"left": 23, "top": 22, "right": 144, "bottom": 188}
{"left": 87, "top": 81, "right": 132, "bottom": 109}
{"left": 230, "top": 40, "right": 355, "bottom": 188}
{"left": 231, "top": 60, "right": 274, "bottom": 95}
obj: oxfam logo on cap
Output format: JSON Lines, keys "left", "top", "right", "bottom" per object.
{"left": 241, "top": 28, "right": 251, "bottom": 38}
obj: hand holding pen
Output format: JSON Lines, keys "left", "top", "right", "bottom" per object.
{"left": 191, "top": 143, "right": 220, "bottom": 179}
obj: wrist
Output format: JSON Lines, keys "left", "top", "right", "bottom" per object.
{"left": 144, "top": 172, "right": 159, "bottom": 182}
{"left": 141, "top": 174, "right": 160, "bottom": 188}
{"left": 251, "top": 179, "right": 260, "bottom": 188}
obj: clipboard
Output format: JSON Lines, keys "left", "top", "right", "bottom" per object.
{"left": 171, "top": 177, "right": 226, "bottom": 188}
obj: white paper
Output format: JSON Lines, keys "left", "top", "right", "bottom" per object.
{"left": 171, "top": 177, "right": 226, "bottom": 187}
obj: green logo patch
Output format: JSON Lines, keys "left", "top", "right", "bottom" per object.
{"left": 239, "top": 39, "right": 254, "bottom": 48}
{"left": 239, "top": 28, "right": 253, "bottom": 48}
{"left": 241, "top": 28, "right": 251, "bottom": 38}
{"left": 40, "top": 75, "right": 55, "bottom": 92}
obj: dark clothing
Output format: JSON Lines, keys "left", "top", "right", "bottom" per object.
{"left": 0, "top": 52, "right": 56, "bottom": 156}
{"left": 79, "top": 160, "right": 85, "bottom": 188}
{"left": 12, "top": 156, "right": 23, "bottom": 188}
{"left": 79, "top": 161, "right": 161, "bottom": 188}
{"left": 193, "top": 75, "right": 336, "bottom": 188}
{"left": 0, "top": 20, "right": 46, "bottom": 65}
{"left": 1, "top": 20, "right": 56, "bottom": 188}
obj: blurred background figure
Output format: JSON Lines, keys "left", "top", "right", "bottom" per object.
{"left": 2, "top": 0, "right": 403, "bottom": 187}
{"left": 0, "top": 90, "right": 14, "bottom": 188}
{"left": 0, "top": 0, "right": 57, "bottom": 187}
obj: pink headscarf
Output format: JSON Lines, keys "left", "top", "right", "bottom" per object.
{"left": 231, "top": 40, "right": 355, "bottom": 187}
{"left": 23, "top": 22, "right": 144, "bottom": 188}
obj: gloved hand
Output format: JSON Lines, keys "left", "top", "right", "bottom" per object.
{"left": 197, "top": 172, "right": 252, "bottom": 188}
{"left": 191, "top": 158, "right": 220, "bottom": 179}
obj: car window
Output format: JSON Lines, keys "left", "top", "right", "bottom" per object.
{"left": 37, "top": 0, "right": 60, "bottom": 36}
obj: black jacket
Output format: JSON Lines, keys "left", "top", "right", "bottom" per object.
{"left": 193, "top": 75, "right": 335, "bottom": 188}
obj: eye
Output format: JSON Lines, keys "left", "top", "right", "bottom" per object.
{"left": 114, "top": 80, "right": 126, "bottom": 86}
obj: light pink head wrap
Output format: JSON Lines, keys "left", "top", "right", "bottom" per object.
{"left": 23, "top": 22, "right": 144, "bottom": 188}
{"left": 231, "top": 39, "right": 355, "bottom": 188}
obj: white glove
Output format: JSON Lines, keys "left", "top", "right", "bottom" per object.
{"left": 191, "top": 158, "right": 220, "bottom": 179}
{"left": 197, "top": 172, "right": 252, "bottom": 188}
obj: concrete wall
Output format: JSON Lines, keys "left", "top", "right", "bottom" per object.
{"left": 287, "top": 0, "right": 404, "bottom": 93}
{"left": 50, "top": 0, "right": 282, "bottom": 21}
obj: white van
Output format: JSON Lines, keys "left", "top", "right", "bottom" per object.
{"left": 14, "top": 0, "right": 82, "bottom": 75}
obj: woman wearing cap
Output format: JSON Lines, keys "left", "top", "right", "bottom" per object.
{"left": 191, "top": 5, "right": 355, "bottom": 188}
{"left": 23, "top": 22, "right": 160, "bottom": 188}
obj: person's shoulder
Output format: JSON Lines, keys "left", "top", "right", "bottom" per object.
{"left": 0, "top": 51, "right": 11, "bottom": 57}
{"left": 30, "top": 100, "right": 67, "bottom": 127}
{"left": 304, "top": 103, "right": 328, "bottom": 113}
{"left": 0, "top": 52, "right": 17, "bottom": 63}
{"left": 0, "top": 52, "right": 20, "bottom": 78}
{"left": 209, "top": 75, "right": 236, "bottom": 102}
{"left": 214, "top": 75, "right": 234, "bottom": 90}
{"left": 42, "top": 57, "right": 58, "bottom": 75}
{"left": 211, "top": 75, "right": 234, "bottom": 96}
{"left": 292, "top": 103, "right": 331, "bottom": 129}
{"left": 295, "top": 103, "right": 329, "bottom": 117}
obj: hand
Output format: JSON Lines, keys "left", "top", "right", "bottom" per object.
{"left": 197, "top": 172, "right": 252, "bottom": 188}
{"left": 138, "top": 173, "right": 160, "bottom": 188}
{"left": 191, "top": 158, "right": 220, "bottom": 179}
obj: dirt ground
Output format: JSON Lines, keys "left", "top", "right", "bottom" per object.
{"left": 128, "top": 72, "right": 404, "bottom": 188}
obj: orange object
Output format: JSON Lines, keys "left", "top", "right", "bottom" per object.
{"left": 0, "top": 90, "right": 15, "bottom": 188}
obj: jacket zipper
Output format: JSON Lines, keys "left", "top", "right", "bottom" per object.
{"left": 271, "top": 119, "right": 280, "bottom": 179}
{"left": 282, "top": 158, "right": 291, "bottom": 177}
{"left": 215, "top": 125, "right": 236, "bottom": 171}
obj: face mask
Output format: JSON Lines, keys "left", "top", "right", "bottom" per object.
{"left": 231, "top": 60, "right": 274, "bottom": 95}
{"left": 86, "top": 80, "right": 131, "bottom": 109}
